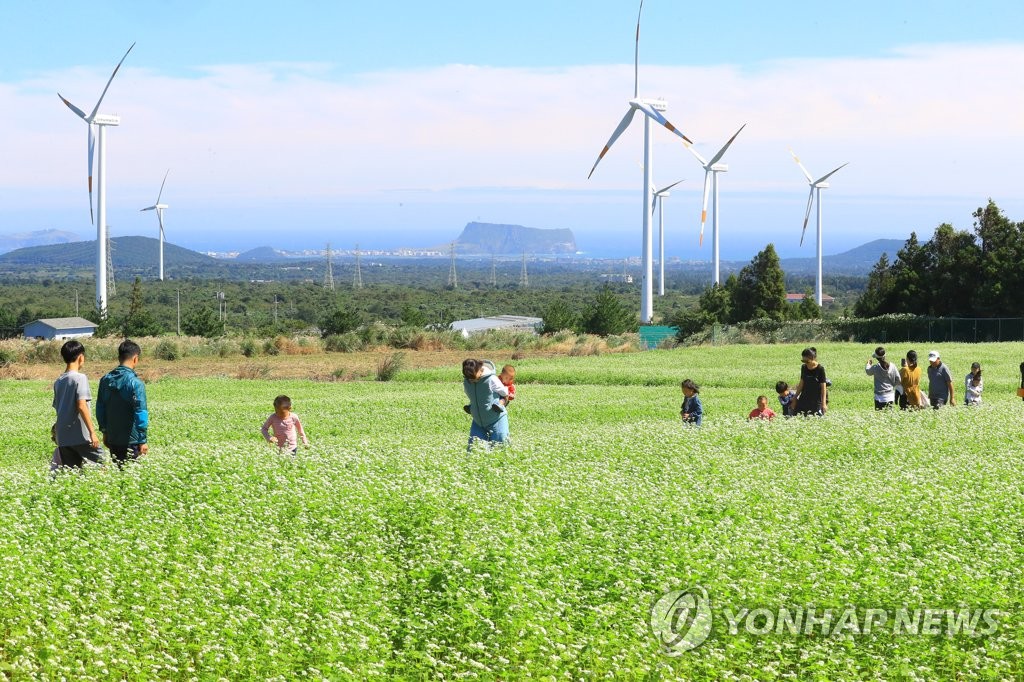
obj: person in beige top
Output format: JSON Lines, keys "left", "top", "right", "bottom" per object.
{"left": 899, "top": 350, "right": 924, "bottom": 409}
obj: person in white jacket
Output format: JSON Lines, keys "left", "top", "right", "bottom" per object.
{"left": 964, "top": 362, "right": 983, "bottom": 406}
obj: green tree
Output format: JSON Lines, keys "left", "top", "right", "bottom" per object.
{"left": 0, "top": 307, "right": 18, "bottom": 339}
{"left": 730, "top": 244, "right": 787, "bottom": 322}
{"left": 541, "top": 299, "right": 579, "bottom": 334}
{"left": 797, "top": 288, "right": 820, "bottom": 320}
{"left": 972, "top": 200, "right": 1024, "bottom": 315}
{"left": 854, "top": 254, "right": 895, "bottom": 318}
{"left": 120, "top": 277, "right": 163, "bottom": 337}
{"left": 182, "top": 305, "right": 222, "bottom": 338}
{"left": 399, "top": 304, "right": 427, "bottom": 329}
{"left": 320, "top": 306, "right": 361, "bottom": 337}
{"left": 581, "top": 286, "right": 637, "bottom": 336}
{"left": 698, "top": 279, "right": 734, "bottom": 325}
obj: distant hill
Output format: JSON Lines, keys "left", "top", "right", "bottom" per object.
{"left": 0, "top": 229, "right": 82, "bottom": 254}
{"left": 779, "top": 238, "right": 907, "bottom": 275}
{"left": 0, "top": 236, "right": 218, "bottom": 268}
{"left": 235, "top": 246, "right": 293, "bottom": 263}
{"left": 450, "top": 222, "right": 577, "bottom": 255}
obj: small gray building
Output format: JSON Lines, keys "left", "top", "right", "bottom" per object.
{"left": 23, "top": 317, "right": 98, "bottom": 341}
{"left": 450, "top": 315, "right": 543, "bottom": 337}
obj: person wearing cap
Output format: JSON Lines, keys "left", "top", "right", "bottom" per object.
{"left": 899, "top": 350, "right": 924, "bottom": 409}
{"left": 926, "top": 350, "right": 955, "bottom": 408}
{"left": 865, "top": 346, "right": 901, "bottom": 410}
{"left": 964, "top": 362, "right": 983, "bottom": 406}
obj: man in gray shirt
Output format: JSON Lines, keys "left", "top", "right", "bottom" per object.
{"left": 52, "top": 340, "right": 104, "bottom": 468}
{"left": 865, "top": 346, "right": 901, "bottom": 410}
{"left": 926, "top": 349, "right": 955, "bottom": 409}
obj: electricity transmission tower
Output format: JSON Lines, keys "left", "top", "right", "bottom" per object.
{"left": 490, "top": 255, "right": 497, "bottom": 287}
{"left": 353, "top": 244, "right": 363, "bottom": 289}
{"left": 447, "top": 242, "right": 458, "bottom": 288}
{"left": 106, "top": 232, "right": 116, "bottom": 297}
{"left": 519, "top": 252, "right": 529, "bottom": 288}
{"left": 324, "top": 242, "right": 334, "bottom": 290}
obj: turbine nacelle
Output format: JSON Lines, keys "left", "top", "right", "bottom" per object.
{"left": 91, "top": 114, "right": 121, "bottom": 126}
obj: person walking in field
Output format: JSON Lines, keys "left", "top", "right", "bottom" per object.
{"left": 97, "top": 340, "right": 149, "bottom": 467}
{"left": 775, "top": 381, "right": 797, "bottom": 417}
{"left": 926, "top": 350, "right": 955, "bottom": 409}
{"left": 795, "top": 347, "right": 828, "bottom": 416}
{"left": 964, "top": 362, "right": 983, "bottom": 406}
{"left": 51, "top": 340, "right": 104, "bottom": 469}
{"left": 865, "top": 346, "right": 901, "bottom": 410}
{"left": 899, "top": 350, "right": 924, "bottom": 409}
{"left": 261, "top": 395, "right": 309, "bottom": 453}
{"left": 463, "top": 359, "right": 509, "bottom": 449}
{"left": 680, "top": 379, "right": 703, "bottom": 426}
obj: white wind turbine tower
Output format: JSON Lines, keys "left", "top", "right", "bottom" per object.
{"left": 790, "top": 150, "right": 848, "bottom": 306}
{"left": 58, "top": 43, "right": 135, "bottom": 316}
{"left": 587, "top": 0, "right": 694, "bottom": 324}
{"left": 685, "top": 124, "right": 746, "bottom": 287}
{"left": 652, "top": 179, "right": 683, "bottom": 296}
{"left": 140, "top": 170, "right": 170, "bottom": 281}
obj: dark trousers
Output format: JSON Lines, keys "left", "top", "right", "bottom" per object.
{"left": 57, "top": 443, "right": 104, "bottom": 468}
{"left": 108, "top": 444, "right": 143, "bottom": 468}
{"left": 898, "top": 392, "right": 908, "bottom": 410}
{"left": 874, "top": 400, "right": 894, "bottom": 411}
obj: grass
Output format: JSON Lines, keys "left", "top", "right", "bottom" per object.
{"left": 1, "top": 343, "right": 1023, "bottom": 678}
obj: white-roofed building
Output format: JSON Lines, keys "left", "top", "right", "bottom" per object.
{"left": 22, "top": 317, "right": 98, "bottom": 341}
{"left": 450, "top": 315, "right": 543, "bottom": 337}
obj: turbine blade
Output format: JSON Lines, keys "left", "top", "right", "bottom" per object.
{"left": 656, "top": 179, "right": 684, "bottom": 194}
{"left": 88, "top": 42, "right": 136, "bottom": 120}
{"left": 815, "top": 162, "right": 849, "bottom": 185}
{"left": 156, "top": 168, "right": 170, "bottom": 204}
{"left": 587, "top": 108, "right": 637, "bottom": 179}
{"left": 141, "top": 206, "right": 155, "bottom": 211}
{"left": 635, "top": 101, "right": 694, "bottom": 144}
{"left": 698, "top": 171, "right": 711, "bottom": 246}
{"left": 58, "top": 94, "right": 88, "bottom": 120}
{"left": 789, "top": 148, "right": 814, "bottom": 183}
{"left": 800, "top": 188, "right": 815, "bottom": 246}
{"left": 87, "top": 126, "right": 95, "bottom": 224}
{"left": 707, "top": 123, "right": 746, "bottom": 167}
{"left": 634, "top": 0, "right": 644, "bottom": 98}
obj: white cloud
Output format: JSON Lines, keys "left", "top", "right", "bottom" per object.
{"left": 2, "top": 42, "right": 1023, "bottom": 218}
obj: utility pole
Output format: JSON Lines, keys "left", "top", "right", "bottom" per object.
{"left": 74, "top": 290, "right": 79, "bottom": 316}
{"left": 353, "top": 244, "right": 363, "bottom": 289}
{"left": 447, "top": 242, "right": 458, "bottom": 288}
{"left": 519, "top": 252, "right": 529, "bottom": 289}
{"left": 273, "top": 294, "right": 278, "bottom": 325}
{"left": 324, "top": 242, "right": 334, "bottom": 290}
{"left": 176, "top": 289, "right": 181, "bottom": 336}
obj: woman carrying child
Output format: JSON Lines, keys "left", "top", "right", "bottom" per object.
{"left": 463, "top": 359, "right": 510, "bottom": 449}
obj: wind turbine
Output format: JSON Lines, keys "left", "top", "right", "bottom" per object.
{"left": 140, "top": 170, "right": 170, "bottom": 281}
{"left": 685, "top": 124, "right": 746, "bottom": 287}
{"left": 58, "top": 43, "right": 135, "bottom": 316}
{"left": 790, "top": 150, "right": 848, "bottom": 306}
{"left": 587, "top": 0, "right": 694, "bottom": 324}
{"left": 653, "top": 179, "right": 683, "bottom": 296}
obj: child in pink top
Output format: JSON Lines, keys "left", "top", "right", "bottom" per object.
{"left": 261, "top": 395, "right": 309, "bottom": 453}
{"left": 748, "top": 395, "right": 776, "bottom": 421}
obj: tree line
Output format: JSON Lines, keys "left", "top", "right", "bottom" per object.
{"left": 856, "top": 201, "right": 1023, "bottom": 318}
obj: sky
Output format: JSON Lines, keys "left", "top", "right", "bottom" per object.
{"left": 2, "top": 1, "right": 1023, "bottom": 259}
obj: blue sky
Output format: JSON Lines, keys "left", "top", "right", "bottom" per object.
{"left": 2, "top": 1, "right": 1023, "bottom": 259}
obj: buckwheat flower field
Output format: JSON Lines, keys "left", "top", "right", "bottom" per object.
{"left": 2, "top": 343, "right": 1022, "bottom": 679}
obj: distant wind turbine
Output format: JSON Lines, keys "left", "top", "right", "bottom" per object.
{"left": 685, "top": 124, "right": 746, "bottom": 287}
{"left": 653, "top": 179, "right": 683, "bottom": 296}
{"left": 140, "top": 170, "right": 170, "bottom": 281}
{"left": 790, "top": 150, "right": 848, "bottom": 306}
{"left": 587, "top": 0, "right": 694, "bottom": 324}
{"left": 58, "top": 42, "right": 135, "bottom": 315}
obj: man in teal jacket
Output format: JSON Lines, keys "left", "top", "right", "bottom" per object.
{"left": 97, "top": 339, "right": 149, "bottom": 466}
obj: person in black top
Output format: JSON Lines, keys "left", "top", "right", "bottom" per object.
{"left": 795, "top": 347, "right": 828, "bottom": 416}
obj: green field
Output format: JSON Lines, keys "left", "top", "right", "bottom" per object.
{"left": 2, "top": 343, "right": 1023, "bottom": 679}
